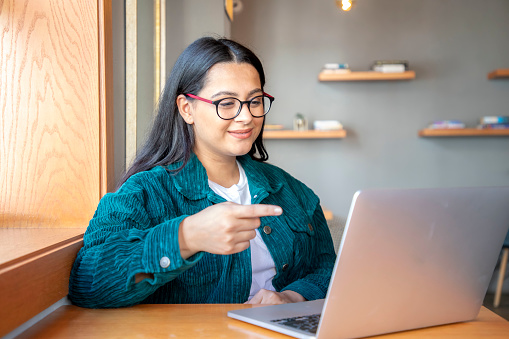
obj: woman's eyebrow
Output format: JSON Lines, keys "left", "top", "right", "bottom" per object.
{"left": 211, "top": 89, "right": 262, "bottom": 99}
{"left": 211, "top": 91, "right": 237, "bottom": 98}
{"left": 248, "top": 89, "right": 263, "bottom": 97}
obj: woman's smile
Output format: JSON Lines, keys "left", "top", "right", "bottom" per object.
{"left": 228, "top": 128, "right": 253, "bottom": 139}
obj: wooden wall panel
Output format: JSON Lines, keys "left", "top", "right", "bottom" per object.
{"left": 0, "top": 0, "right": 104, "bottom": 228}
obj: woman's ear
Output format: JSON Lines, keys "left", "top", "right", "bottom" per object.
{"left": 176, "top": 94, "right": 194, "bottom": 125}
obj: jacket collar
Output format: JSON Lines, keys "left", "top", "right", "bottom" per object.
{"left": 237, "top": 155, "right": 283, "bottom": 202}
{"left": 168, "top": 153, "right": 283, "bottom": 201}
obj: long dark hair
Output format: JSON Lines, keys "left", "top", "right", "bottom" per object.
{"left": 118, "top": 37, "right": 269, "bottom": 188}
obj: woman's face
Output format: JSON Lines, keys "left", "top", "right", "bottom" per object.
{"left": 179, "top": 62, "right": 265, "bottom": 162}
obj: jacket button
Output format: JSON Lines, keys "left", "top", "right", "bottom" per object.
{"left": 308, "top": 223, "right": 314, "bottom": 232}
{"left": 159, "top": 256, "right": 170, "bottom": 268}
{"left": 282, "top": 263, "right": 289, "bottom": 271}
{"left": 263, "top": 226, "right": 272, "bottom": 235}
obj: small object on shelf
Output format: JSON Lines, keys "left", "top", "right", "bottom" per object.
{"left": 427, "top": 120, "right": 465, "bottom": 129}
{"left": 321, "top": 63, "right": 351, "bottom": 74}
{"left": 372, "top": 60, "right": 409, "bottom": 73}
{"left": 478, "top": 123, "right": 509, "bottom": 130}
{"left": 313, "top": 120, "right": 343, "bottom": 131}
{"left": 324, "top": 63, "right": 350, "bottom": 70}
{"left": 372, "top": 60, "right": 409, "bottom": 69}
{"left": 477, "top": 116, "right": 509, "bottom": 130}
{"left": 293, "top": 113, "right": 308, "bottom": 131}
{"left": 480, "top": 116, "right": 509, "bottom": 125}
{"left": 372, "top": 64, "right": 405, "bottom": 73}
{"left": 321, "top": 68, "right": 352, "bottom": 74}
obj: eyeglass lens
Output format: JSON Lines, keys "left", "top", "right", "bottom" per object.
{"left": 217, "top": 95, "right": 272, "bottom": 120}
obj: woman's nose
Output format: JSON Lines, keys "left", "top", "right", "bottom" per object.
{"left": 234, "top": 102, "right": 253, "bottom": 123}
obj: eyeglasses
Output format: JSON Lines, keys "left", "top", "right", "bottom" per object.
{"left": 185, "top": 92, "right": 275, "bottom": 120}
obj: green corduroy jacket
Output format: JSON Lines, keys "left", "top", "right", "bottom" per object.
{"left": 68, "top": 154, "right": 336, "bottom": 308}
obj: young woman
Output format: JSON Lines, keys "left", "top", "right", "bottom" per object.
{"left": 69, "top": 37, "right": 336, "bottom": 308}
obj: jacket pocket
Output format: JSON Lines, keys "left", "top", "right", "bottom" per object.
{"left": 282, "top": 211, "right": 316, "bottom": 278}
{"left": 285, "top": 210, "right": 316, "bottom": 237}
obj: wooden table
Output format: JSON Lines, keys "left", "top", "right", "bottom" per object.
{"left": 16, "top": 304, "right": 509, "bottom": 338}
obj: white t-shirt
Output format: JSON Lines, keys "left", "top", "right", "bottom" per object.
{"left": 208, "top": 161, "right": 277, "bottom": 300}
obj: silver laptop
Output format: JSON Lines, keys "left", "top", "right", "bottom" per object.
{"left": 228, "top": 186, "right": 509, "bottom": 339}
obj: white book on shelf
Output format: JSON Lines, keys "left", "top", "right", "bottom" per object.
{"left": 313, "top": 120, "right": 343, "bottom": 131}
{"left": 321, "top": 68, "right": 351, "bottom": 74}
{"left": 323, "top": 63, "right": 349, "bottom": 70}
{"left": 373, "top": 64, "right": 406, "bottom": 73}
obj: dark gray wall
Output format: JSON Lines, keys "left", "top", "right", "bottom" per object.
{"left": 136, "top": 0, "right": 155, "bottom": 150}
{"left": 166, "top": 0, "right": 231, "bottom": 76}
{"left": 232, "top": 0, "right": 509, "bottom": 219}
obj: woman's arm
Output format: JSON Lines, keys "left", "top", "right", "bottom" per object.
{"left": 68, "top": 186, "right": 203, "bottom": 308}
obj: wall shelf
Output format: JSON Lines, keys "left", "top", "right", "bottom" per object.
{"left": 322, "top": 208, "right": 333, "bottom": 221}
{"left": 264, "top": 129, "right": 346, "bottom": 139}
{"left": 487, "top": 69, "right": 509, "bottom": 80}
{"left": 318, "top": 71, "right": 415, "bottom": 82}
{"left": 418, "top": 128, "right": 509, "bottom": 137}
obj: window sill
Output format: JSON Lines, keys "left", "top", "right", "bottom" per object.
{"left": 0, "top": 228, "right": 85, "bottom": 337}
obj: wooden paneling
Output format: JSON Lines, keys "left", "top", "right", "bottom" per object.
{"left": 0, "top": 0, "right": 111, "bottom": 336}
{"left": 99, "top": 0, "right": 114, "bottom": 195}
{"left": 0, "top": 0, "right": 110, "bottom": 228}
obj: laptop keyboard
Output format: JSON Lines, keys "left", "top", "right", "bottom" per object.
{"left": 270, "top": 313, "right": 321, "bottom": 334}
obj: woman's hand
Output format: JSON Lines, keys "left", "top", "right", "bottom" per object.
{"left": 178, "top": 202, "right": 282, "bottom": 259}
{"left": 245, "top": 289, "right": 306, "bottom": 305}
